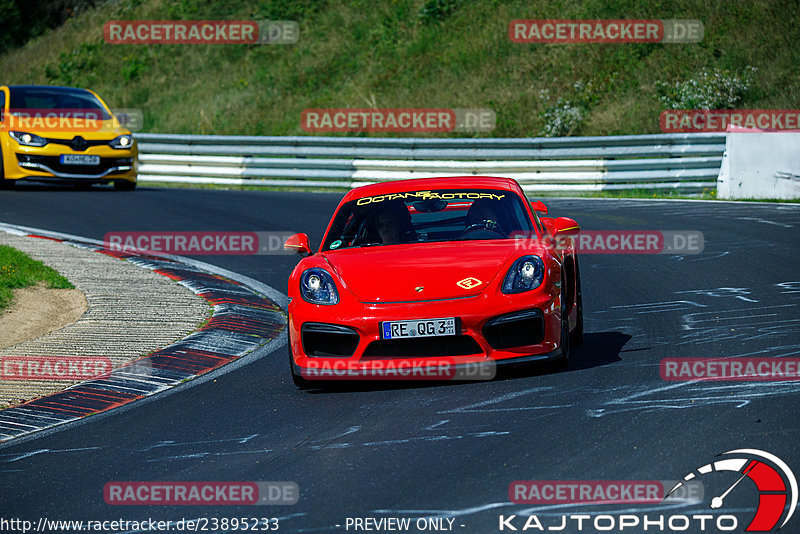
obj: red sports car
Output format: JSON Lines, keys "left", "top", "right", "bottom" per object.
{"left": 284, "top": 176, "right": 583, "bottom": 387}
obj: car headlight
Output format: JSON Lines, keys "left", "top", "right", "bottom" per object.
{"left": 502, "top": 255, "right": 545, "bottom": 294}
{"left": 300, "top": 268, "right": 339, "bottom": 305}
{"left": 110, "top": 134, "right": 133, "bottom": 149}
{"left": 8, "top": 131, "right": 47, "bottom": 147}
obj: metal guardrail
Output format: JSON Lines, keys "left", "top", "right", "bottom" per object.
{"left": 134, "top": 133, "right": 726, "bottom": 193}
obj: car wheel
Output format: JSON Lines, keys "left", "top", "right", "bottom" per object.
{"left": 556, "top": 280, "right": 571, "bottom": 368}
{"left": 290, "top": 358, "right": 312, "bottom": 389}
{"left": 571, "top": 259, "right": 584, "bottom": 347}
{"left": 114, "top": 180, "right": 136, "bottom": 191}
{"left": 0, "top": 149, "right": 14, "bottom": 189}
{"left": 288, "top": 330, "right": 312, "bottom": 389}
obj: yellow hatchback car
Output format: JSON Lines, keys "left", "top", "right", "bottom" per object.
{"left": 0, "top": 85, "right": 137, "bottom": 190}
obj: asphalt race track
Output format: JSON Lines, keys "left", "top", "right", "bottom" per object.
{"left": 1, "top": 184, "right": 799, "bottom": 533}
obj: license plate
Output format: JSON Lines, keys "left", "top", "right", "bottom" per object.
{"left": 381, "top": 317, "right": 457, "bottom": 339}
{"left": 60, "top": 154, "right": 99, "bottom": 165}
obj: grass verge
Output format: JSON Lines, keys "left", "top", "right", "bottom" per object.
{"left": 0, "top": 245, "right": 74, "bottom": 313}
{"left": 0, "top": 0, "right": 797, "bottom": 137}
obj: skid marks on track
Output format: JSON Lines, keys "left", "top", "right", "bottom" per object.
{"left": 586, "top": 379, "right": 800, "bottom": 419}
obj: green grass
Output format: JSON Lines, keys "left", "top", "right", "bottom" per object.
{"left": 0, "top": 0, "right": 797, "bottom": 137}
{"left": 0, "top": 245, "right": 74, "bottom": 313}
{"left": 1, "top": 1, "right": 798, "bottom": 200}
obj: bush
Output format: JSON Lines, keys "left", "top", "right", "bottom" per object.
{"left": 44, "top": 42, "right": 100, "bottom": 86}
{"left": 539, "top": 97, "right": 584, "bottom": 137}
{"left": 656, "top": 66, "right": 757, "bottom": 110}
{"left": 538, "top": 78, "right": 612, "bottom": 137}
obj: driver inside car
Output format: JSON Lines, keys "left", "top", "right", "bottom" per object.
{"left": 375, "top": 202, "right": 416, "bottom": 244}
{"left": 464, "top": 199, "right": 507, "bottom": 236}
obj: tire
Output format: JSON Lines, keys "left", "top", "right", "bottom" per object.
{"left": 556, "top": 278, "right": 571, "bottom": 368}
{"left": 0, "top": 148, "right": 14, "bottom": 189}
{"left": 290, "top": 358, "right": 312, "bottom": 389}
{"left": 288, "top": 330, "right": 312, "bottom": 389}
{"left": 571, "top": 258, "right": 584, "bottom": 347}
{"left": 114, "top": 180, "right": 136, "bottom": 191}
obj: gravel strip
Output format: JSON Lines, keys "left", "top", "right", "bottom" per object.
{"left": 0, "top": 232, "right": 211, "bottom": 407}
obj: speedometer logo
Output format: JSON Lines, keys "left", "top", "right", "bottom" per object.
{"left": 665, "top": 449, "right": 798, "bottom": 531}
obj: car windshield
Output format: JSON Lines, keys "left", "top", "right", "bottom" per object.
{"left": 8, "top": 86, "right": 112, "bottom": 119}
{"left": 322, "top": 189, "right": 535, "bottom": 251}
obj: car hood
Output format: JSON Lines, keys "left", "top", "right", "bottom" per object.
{"left": 322, "top": 241, "right": 523, "bottom": 303}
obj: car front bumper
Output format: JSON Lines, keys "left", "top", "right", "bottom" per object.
{"left": 288, "top": 289, "right": 564, "bottom": 377}
{"left": 1, "top": 137, "right": 137, "bottom": 184}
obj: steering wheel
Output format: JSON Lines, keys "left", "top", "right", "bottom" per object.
{"left": 461, "top": 219, "right": 506, "bottom": 238}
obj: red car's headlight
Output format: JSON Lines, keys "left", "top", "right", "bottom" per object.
{"left": 502, "top": 255, "right": 545, "bottom": 294}
{"left": 300, "top": 268, "right": 339, "bottom": 305}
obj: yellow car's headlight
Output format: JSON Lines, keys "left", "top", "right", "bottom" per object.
{"left": 110, "top": 134, "right": 134, "bottom": 149}
{"left": 9, "top": 131, "right": 47, "bottom": 147}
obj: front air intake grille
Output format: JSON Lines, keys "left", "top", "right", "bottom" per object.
{"left": 362, "top": 335, "right": 483, "bottom": 358}
{"left": 301, "top": 322, "right": 360, "bottom": 357}
{"left": 17, "top": 154, "right": 132, "bottom": 176}
{"left": 482, "top": 309, "right": 544, "bottom": 350}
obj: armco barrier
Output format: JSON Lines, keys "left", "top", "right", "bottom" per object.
{"left": 133, "top": 133, "right": 725, "bottom": 193}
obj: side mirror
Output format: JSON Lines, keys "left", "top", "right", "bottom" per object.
{"left": 553, "top": 217, "right": 580, "bottom": 237}
{"left": 284, "top": 233, "right": 311, "bottom": 255}
{"left": 540, "top": 216, "right": 555, "bottom": 235}
{"left": 530, "top": 200, "right": 548, "bottom": 214}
